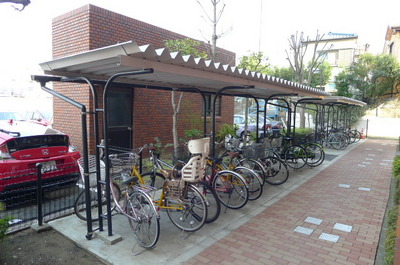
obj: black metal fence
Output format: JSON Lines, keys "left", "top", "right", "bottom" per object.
{"left": 0, "top": 162, "right": 82, "bottom": 233}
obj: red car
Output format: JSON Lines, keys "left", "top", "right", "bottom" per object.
{"left": 0, "top": 121, "right": 80, "bottom": 197}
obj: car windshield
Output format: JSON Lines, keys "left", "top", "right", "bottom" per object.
{"left": 0, "top": 112, "right": 23, "bottom": 121}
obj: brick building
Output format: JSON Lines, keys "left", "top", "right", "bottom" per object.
{"left": 51, "top": 4, "right": 236, "bottom": 153}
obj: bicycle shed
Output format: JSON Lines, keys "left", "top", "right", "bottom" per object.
{"left": 31, "top": 40, "right": 361, "bottom": 244}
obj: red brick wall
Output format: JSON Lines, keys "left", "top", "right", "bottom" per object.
{"left": 52, "top": 4, "right": 235, "bottom": 153}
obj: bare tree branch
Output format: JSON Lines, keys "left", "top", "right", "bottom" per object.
{"left": 0, "top": 0, "right": 30, "bottom": 11}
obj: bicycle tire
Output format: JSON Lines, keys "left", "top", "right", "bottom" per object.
{"left": 212, "top": 170, "right": 249, "bottom": 209}
{"left": 197, "top": 180, "right": 221, "bottom": 223}
{"left": 284, "top": 145, "right": 307, "bottom": 169}
{"left": 351, "top": 130, "right": 361, "bottom": 143}
{"left": 166, "top": 183, "right": 207, "bottom": 232}
{"left": 304, "top": 143, "right": 325, "bottom": 167}
{"left": 260, "top": 156, "right": 289, "bottom": 185}
{"left": 74, "top": 184, "right": 120, "bottom": 221}
{"left": 127, "top": 190, "right": 160, "bottom": 249}
{"left": 233, "top": 166, "right": 263, "bottom": 201}
{"left": 238, "top": 158, "right": 266, "bottom": 185}
{"left": 140, "top": 172, "right": 165, "bottom": 188}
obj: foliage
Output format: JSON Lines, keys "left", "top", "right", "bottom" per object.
{"left": 268, "top": 66, "right": 295, "bottom": 81}
{"left": 384, "top": 206, "right": 398, "bottom": 265}
{"left": 216, "top": 123, "right": 237, "bottom": 142}
{"left": 383, "top": 156, "right": 400, "bottom": 265}
{"left": 184, "top": 129, "right": 203, "bottom": 140}
{"left": 267, "top": 62, "right": 331, "bottom": 89}
{"left": 335, "top": 53, "right": 400, "bottom": 107}
{"left": 237, "top": 51, "right": 270, "bottom": 74}
{"left": 164, "top": 38, "right": 208, "bottom": 59}
{"left": 308, "top": 61, "right": 332, "bottom": 88}
{"left": 0, "top": 202, "right": 11, "bottom": 242}
{"left": 294, "top": 127, "right": 313, "bottom": 135}
{"left": 153, "top": 137, "right": 173, "bottom": 156}
{"left": 286, "top": 31, "right": 332, "bottom": 86}
{"left": 393, "top": 156, "right": 400, "bottom": 179}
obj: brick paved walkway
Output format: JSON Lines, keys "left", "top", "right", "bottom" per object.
{"left": 186, "top": 139, "right": 397, "bottom": 265}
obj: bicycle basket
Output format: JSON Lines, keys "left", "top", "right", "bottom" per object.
{"left": 181, "top": 155, "right": 204, "bottom": 182}
{"left": 77, "top": 155, "right": 105, "bottom": 187}
{"left": 224, "top": 135, "right": 241, "bottom": 151}
{"left": 109, "top": 152, "right": 139, "bottom": 174}
{"left": 164, "top": 179, "right": 184, "bottom": 200}
{"left": 242, "top": 143, "right": 265, "bottom": 159}
{"left": 263, "top": 136, "right": 283, "bottom": 149}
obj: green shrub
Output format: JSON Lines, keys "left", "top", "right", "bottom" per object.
{"left": 393, "top": 156, "right": 400, "bottom": 179}
{"left": 184, "top": 129, "right": 203, "bottom": 140}
{"left": 384, "top": 206, "right": 398, "bottom": 265}
{"left": 216, "top": 124, "right": 237, "bottom": 143}
{"left": 0, "top": 203, "right": 10, "bottom": 242}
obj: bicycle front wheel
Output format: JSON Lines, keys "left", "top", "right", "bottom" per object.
{"left": 74, "top": 184, "right": 120, "bottom": 221}
{"left": 238, "top": 158, "right": 266, "bottom": 185}
{"left": 260, "top": 156, "right": 289, "bottom": 185}
{"left": 127, "top": 190, "right": 160, "bottom": 249}
{"left": 140, "top": 172, "right": 165, "bottom": 202}
{"left": 212, "top": 170, "right": 249, "bottom": 209}
{"left": 166, "top": 183, "right": 207, "bottom": 232}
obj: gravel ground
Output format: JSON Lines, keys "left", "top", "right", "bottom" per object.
{"left": 0, "top": 228, "right": 105, "bottom": 265}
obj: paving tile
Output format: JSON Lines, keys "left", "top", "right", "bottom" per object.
{"left": 358, "top": 187, "right": 372, "bottom": 192}
{"left": 338, "top": 184, "right": 350, "bottom": 188}
{"left": 305, "top": 217, "right": 323, "bottom": 225}
{"left": 319, "top": 233, "right": 340, "bottom": 243}
{"left": 333, "top": 223, "right": 353, "bottom": 233}
{"left": 294, "top": 226, "right": 314, "bottom": 235}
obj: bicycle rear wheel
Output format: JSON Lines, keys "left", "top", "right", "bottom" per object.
{"left": 212, "top": 170, "right": 249, "bottom": 209}
{"left": 233, "top": 166, "right": 263, "bottom": 201}
{"left": 305, "top": 143, "right": 325, "bottom": 167}
{"left": 166, "top": 183, "right": 207, "bottom": 232}
{"left": 196, "top": 180, "right": 221, "bottom": 223}
{"left": 260, "top": 156, "right": 289, "bottom": 185}
{"left": 127, "top": 190, "right": 160, "bottom": 249}
{"left": 284, "top": 145, "right": 307, "bottom": 169}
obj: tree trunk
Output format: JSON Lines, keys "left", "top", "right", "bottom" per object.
{"left": 172, "top": 91, "right": 184, "bottom": 162}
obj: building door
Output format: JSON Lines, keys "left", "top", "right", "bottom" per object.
{"left": 107, "top": 88, "right": 133, "bottom": 149}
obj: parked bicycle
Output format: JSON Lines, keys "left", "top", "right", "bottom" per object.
{"left": 224, "top": 134, "right": 289, "bottom": 186}
{"left": 146, "top": 144, "right": 221, "bottom": 224}
{"left": 75, "top": 145, "right": 208, "bottom": 238}
{"left": 74, "top": 153, "right": 160, "bottom": 249}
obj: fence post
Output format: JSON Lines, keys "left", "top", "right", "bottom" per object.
{"left": 36, "top": 163, "right": 43, "bottom": 226}
{"left": 31, "top": 163, "right": 50, "bottom": 232}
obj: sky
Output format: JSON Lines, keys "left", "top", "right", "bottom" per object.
{"left": 0, "top": 0, "right": 399, "bottom": 93}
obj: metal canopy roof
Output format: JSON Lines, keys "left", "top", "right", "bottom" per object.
{"left": 292, "top": 96, "right": 367, "bottom": 107}
{"left": 39, "top": 40, "right": 331, "bottom": 98}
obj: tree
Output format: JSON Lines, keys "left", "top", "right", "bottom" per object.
{"left": 285, "top": 30, "right": 332, "bottom": 128}
{"left": 0, "top": 0, "right": 30, "bottom": 11}
{"left": 308, "top": 61, "right": 332, "bottom": 88}
{"left": 197, "top": 0, "right": 230, "bottom": 61}
{"left": 164, "top": 38, "right": 208, "bottom": 59}
{"left": 164, "top": 39, "right": 208, "bottom": 161}
{"left": 237, "top": 51, "right": 270, "bottom": 74}
{"left": 286, "top": 30, "right": 332, "bottom": 86}
{"left": 335, "top": 53, "right": 400, "bottom": 106}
